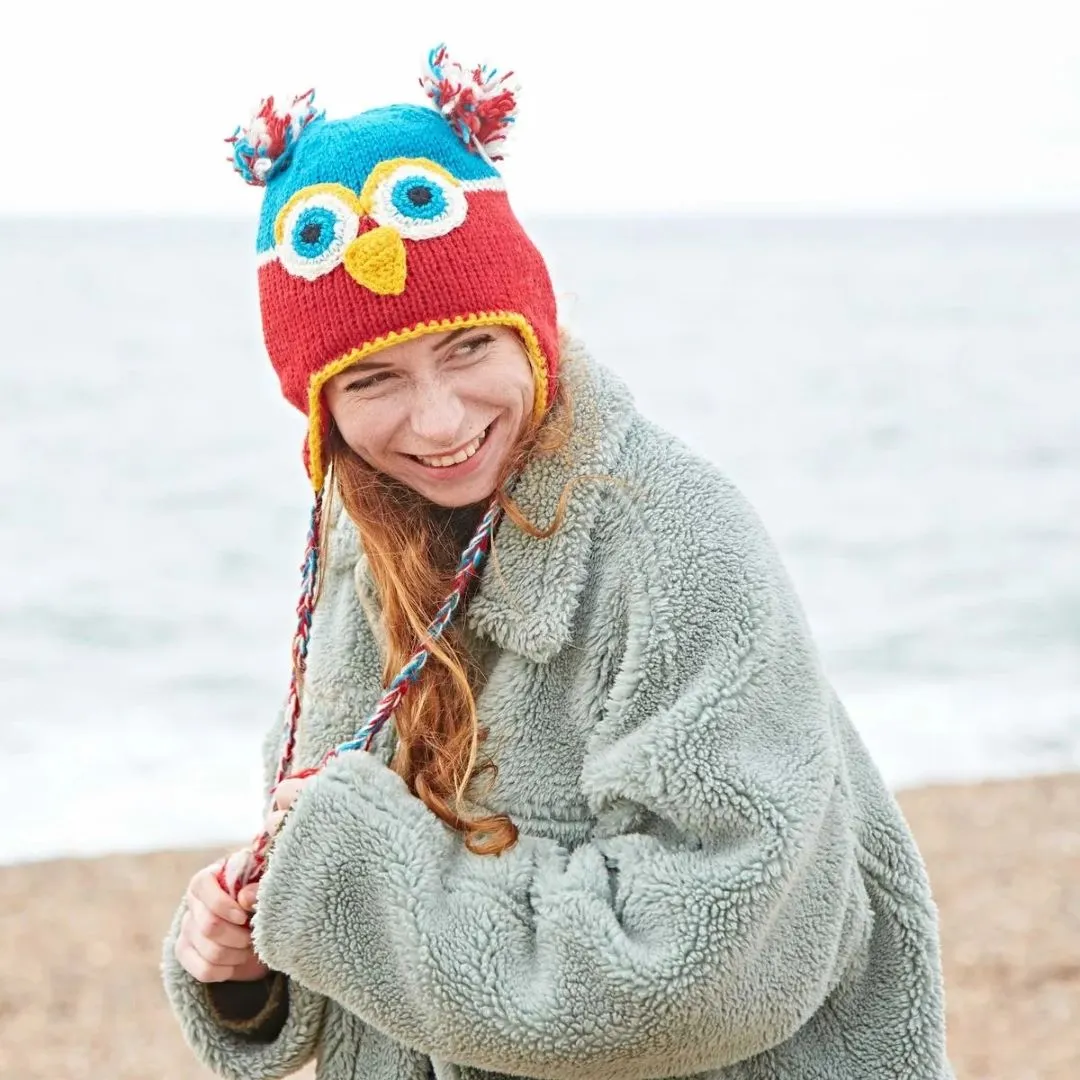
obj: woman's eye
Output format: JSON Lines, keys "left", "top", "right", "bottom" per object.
{"left": 346, "top": 371, "right": 395, "bottom": 393}
{"left": 370, "top": 165, "right": 468, "bottom": 241}
{"left": 276, "top": 190, "right": 360, "bottom": 281}
{"left": 451, "top": 334, "right": 493, "bottom": 358}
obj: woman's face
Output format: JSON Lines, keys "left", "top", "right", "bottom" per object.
{"left": 323, "top": 325, "right": 535, "bottom": 508}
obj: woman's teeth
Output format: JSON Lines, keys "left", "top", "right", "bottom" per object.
{"left": 415, "top": 427, "right": 488, "bottom": 469}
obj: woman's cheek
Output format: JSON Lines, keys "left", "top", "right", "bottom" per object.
{"left": 337, "top": 406, "right": 393, "bottom": 463}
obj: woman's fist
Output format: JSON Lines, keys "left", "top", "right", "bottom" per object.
{"left": 175, "top": 863, "right": 268, "bottom": 983}
{"left": 175, "top": 776, "right": 310, "bottom": 983}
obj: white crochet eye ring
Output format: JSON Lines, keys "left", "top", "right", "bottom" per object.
{"left": 277, "top": 191, "right": 361, "bottom": 281}
{"left": 369, "top": 164, "right": 467, "bottom": 241}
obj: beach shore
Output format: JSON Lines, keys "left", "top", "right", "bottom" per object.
{"left": 2, "top": 772, "right": 1076, "bottom": 1079}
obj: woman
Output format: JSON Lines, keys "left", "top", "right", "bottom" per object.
{"left": 163, "top": 48, "right": 953, "bottom": 1079}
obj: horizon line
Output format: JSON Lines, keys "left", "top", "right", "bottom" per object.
{"left": 3, "top": 204, "right": 1080, "bottom": 224}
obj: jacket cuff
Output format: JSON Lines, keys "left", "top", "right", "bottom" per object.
{"left": 207, "top": 971, "right": 289, "bottom": 1041}
{"left": 161, "top": 899, "right": 326, "bottom": 1079}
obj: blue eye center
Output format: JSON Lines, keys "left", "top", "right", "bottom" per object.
{"left": 292, "top": 206, "right": 338, "bottom": 258}
{"left": 391, "top": 176, "right": 447, "bottom": 220}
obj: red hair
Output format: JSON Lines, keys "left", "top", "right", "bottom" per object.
{"left": 326, "top": 374, "right": 573, "bottom": 855}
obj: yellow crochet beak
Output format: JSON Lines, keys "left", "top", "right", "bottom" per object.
{"left": 343, "top": 226, "right": 407, "bottom": 296}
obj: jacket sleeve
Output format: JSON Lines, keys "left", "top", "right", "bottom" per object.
{"left": 159, "top": 708, "right": 329, "bottom": 1080}
{"left": 249, "top": 488, "right": 879, "bottom": 1079}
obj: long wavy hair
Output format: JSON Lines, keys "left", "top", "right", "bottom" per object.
{"left": 325, "top": 358, "right": 574, "bottom": 855}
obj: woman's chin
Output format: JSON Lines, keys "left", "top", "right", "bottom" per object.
{"left": 411, "top": 467, "right": 501, "bottom": 508}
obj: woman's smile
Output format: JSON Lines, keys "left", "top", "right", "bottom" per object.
{"left": 407, "top": 419, "right": 493, "bottom": 472}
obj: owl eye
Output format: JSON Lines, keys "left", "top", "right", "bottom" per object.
{"left": 369, "top": 165, "right": 467, "bottom": 241}
{"left": 277, "top": 191, "right": 360, "bottom": 280}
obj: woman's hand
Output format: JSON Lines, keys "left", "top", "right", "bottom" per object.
{"left": 174, "top": 776, "right": 310, "bottom": 983}
{"left": 264, "top": 776, "right": 310, "bottom": 837}
{"left": 175, "top": 863, "right": 268, "bottom": 983}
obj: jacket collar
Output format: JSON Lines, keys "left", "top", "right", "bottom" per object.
{"left": 465, "top": 339, "right": 635, "bottom": 662}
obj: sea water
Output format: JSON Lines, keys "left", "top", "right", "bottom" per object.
{"left": 1, "top": 214, "right": 1076, "bottom": 863}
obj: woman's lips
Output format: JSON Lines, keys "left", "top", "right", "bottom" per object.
{"left": 412, "top": 425, "right": 490, "bottom": 468}
{"left": 406, "top": 421, "right": 497, "bottom": 480}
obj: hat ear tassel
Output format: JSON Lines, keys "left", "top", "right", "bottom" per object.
{"left": 420, "top": 44, "right": 519, "bottom": 162}
{"left": 226, "top": 89, "right": 321, "bottom": 186}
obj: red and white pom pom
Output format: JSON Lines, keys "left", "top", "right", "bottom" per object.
{"left": 420, "top": 45, "right": 519, "bottom": 161}
{"left": 227, "top": 89, "right": 321, "bottom": 186}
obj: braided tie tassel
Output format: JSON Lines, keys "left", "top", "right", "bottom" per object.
{"left": 216, "top": 491, "right": 324, "bottom": 895}
{"left": 218, "top": 493, "right": 504, "bottom": 898}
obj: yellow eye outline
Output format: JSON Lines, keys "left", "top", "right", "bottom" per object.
{"left": 272, "top": 185, "right": 363, "bottom": 282}
{"left": 273, "top": 183, "right": 365, "bottom": 249}
{"left": 356, "top": 157, "right": 460, "bottom": 215}
{"left": 367, "top": 162, "right": 467, "bottom": 241}
{"left": 273, "top": 159, "right": 461, "bottom": 247}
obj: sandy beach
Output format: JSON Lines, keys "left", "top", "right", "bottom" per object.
{"left": 2, "top": 772, "right": 1076, "bottom": 1080}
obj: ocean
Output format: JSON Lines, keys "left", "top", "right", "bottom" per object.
{"left": 1, "top": 214, "right": 1077, "bottom": 864}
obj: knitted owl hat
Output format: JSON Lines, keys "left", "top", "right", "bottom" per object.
{"left": 217, "top": 47, "right": 559, "bottom": 895}
{"left": 231, "top": 44, "right": 558, "bottom": 491}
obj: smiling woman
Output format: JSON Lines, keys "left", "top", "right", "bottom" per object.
{"left": 163, "top": 45, "right": 953, "bottom": 1080}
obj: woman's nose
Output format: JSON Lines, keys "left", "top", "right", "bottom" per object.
{"left": 410, "top": 383, "right": 466, "bottom": 447}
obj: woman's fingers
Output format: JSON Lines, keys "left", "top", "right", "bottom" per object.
{"left": 260, "top": 775, "right": 311, "bottom": 840}
{"left": 175, "top": 915, "right": 238, "bottom": 983}
{"left": 237, "top": 883, "right": 260, "bottom": 912}
{"left": 176, "top": 860, "right": 270, "bottom": 984}
{"left": 188, "top": 864, "right": 249, "bottom": 926}
{"left": 183, "top": 908, "right": 258, "bottom": 966}
{"left": 271, "top": 776, "right": 308, "bottom": 812}
{"left": 186, "top": 895, "right": 254, "bottom": 949}
{"left": 190, "top": 931, "right": 257, "bottom": 969}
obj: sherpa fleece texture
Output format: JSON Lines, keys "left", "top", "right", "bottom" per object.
{"left": 162, "top": 340, "right": 953, "bottom": 1080}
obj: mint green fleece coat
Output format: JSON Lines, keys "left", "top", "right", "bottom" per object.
{"left": 162, "top": 341, "right": 952, "bottom": 1079}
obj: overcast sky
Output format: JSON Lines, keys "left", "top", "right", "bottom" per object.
{"left": 3, "top": 0, "right": 1078, "bottom": 215}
